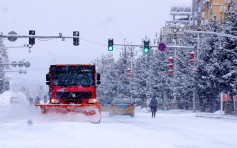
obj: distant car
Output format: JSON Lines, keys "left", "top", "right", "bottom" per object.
{"left": 10, "top": 96, "right": 20, "bottom": 104}
{"left": 99, "top": 97, "right": 112, "bottom": 111}
{"left": 109, "top": 97, "right": 135, "bottom": 117}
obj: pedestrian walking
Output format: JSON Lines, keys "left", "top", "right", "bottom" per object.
{"left": 150, "top": 96, "right": 158, "bottom": 118}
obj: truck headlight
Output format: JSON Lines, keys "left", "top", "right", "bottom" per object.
{"left": 88, "top": 99, "right": 97, "bottom": 104}
{"left": 51, "top": 98, "right": 59, "bottom": 104}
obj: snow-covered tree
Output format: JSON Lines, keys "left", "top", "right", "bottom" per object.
{"left": 0, "top": 38, "right": 10, "bottom": 93}
{"left": 114, "top": 47, "right": 130, "bottom": 96}
{"left": 196, "top": 8, "right": 237, "bottom": 112}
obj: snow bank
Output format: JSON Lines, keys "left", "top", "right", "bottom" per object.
{"left": 0, "top": 91, "right": 13, "bottom": 114}
{"left": 0, "top": 91, "right": 41, "bottom": 123}
{"left": 0, "top": 91, "right": 12, "bottom": 104}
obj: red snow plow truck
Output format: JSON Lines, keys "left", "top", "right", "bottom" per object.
{"left": 35, "top": 64, "right": 101, "bottom": 123}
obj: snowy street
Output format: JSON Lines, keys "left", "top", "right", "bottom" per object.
{"left": 1, "top": 0, "right": 237, "bottom": 148}
{"left": 1, "top": 96, "right": 237, "bottom": 148}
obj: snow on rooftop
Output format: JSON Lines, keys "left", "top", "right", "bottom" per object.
{"left": 171, "top": 0, "right": 192, "bottom": 7}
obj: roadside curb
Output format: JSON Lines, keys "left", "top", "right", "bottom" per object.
{"left": 195, "top": 113, "right": 237, "bottom": 120}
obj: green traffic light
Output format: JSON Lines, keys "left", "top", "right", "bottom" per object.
{"left": 144, "top": 48, "right": 149, "bottom": 53}
{"left": 108, "top": 46, "right": 113, "bottom": 51}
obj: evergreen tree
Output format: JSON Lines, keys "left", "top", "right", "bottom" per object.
{"left": 0, "top": 38, "right": 10, "bottom": 93}
{"left": 114, "top": 47, "right": 130, "bottom": 96}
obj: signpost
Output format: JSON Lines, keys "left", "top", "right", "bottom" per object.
{"left": 158, "top": 42, "right": 166, "bottom": 51}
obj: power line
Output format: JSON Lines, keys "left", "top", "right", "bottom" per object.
{"left": 5, "top": 46, "right": 28, "bottom": 49}
{"left": 36, "top": 38, "right": 54, "bottom": 41}
{"left": 80, "top": 37, "right": 107, "bottom": 47}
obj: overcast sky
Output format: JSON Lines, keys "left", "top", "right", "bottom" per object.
{"left": 0, "top": 0, "right": 175, "bottom": 87}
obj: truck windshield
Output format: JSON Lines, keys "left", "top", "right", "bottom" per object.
{"left": 53, "top": 73, "right": 94, "bottom": 86}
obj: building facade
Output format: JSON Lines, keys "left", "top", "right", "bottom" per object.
{"left": 193, "top": 0, "right": 237, "bottom": 24}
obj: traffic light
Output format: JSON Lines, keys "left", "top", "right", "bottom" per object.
{"left": 108, "top": 39, "right": 113, "bottom": 51}
{"left": 29, "top": 30, "right": 35, "bottom": 45}
{"left": 144, "top": 40, "right": 150, "bottom": 53}
{"left": 73, "top": 31, "right": 79, "bottom": 46}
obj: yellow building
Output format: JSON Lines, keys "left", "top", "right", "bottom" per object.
{"left": 202, "top": 0, "right": 236, "bottom": 23}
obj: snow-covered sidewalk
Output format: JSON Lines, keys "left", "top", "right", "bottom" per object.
{"left": 196, "top": 112, "right": 237, "bottom": 120}
{"left": 140, "top": 107, "right": 237, "bottom": 120}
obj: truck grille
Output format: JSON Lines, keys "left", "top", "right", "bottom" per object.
{"left": 56, "top": 92, "right": 92, "bottom": 99}
{"left": 64, "top": 99, "right": 83, "bottom": 104}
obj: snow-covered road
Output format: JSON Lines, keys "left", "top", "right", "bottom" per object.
{"left": 1, "top": 103, "right": 237, "bottom": 148}
{"left": 0, "top": 92, "right": 236, "bottom": 148}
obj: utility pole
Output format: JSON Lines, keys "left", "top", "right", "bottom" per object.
{"left": 129, "top": 46, "right": 135, "bottom": 102}
{"left": 174, "top": 32, "right": 177, "bottom": 103}
{"left": 192, "top": 32, "right": 200, "bottom": 113}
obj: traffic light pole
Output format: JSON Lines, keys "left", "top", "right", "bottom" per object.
{"left": 114, "top": 43, "right": 194, "bottom": 49}
{"left": 0, "top": 31, "right": 80, "bottom": 46}
{"left": 0, "top": 34, "right": 78, "bottom": 39}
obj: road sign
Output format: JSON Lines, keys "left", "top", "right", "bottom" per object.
{"left": 8, "top": 31, "right": 18, "bottom": 42}
{"left": 158, "top": 43, "right": 166, "bottom": 51}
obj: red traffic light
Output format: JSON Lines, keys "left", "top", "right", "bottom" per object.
{"left": 190, "top": 52, "right": 195, "bottom": 57}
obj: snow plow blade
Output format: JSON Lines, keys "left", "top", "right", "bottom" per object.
{"left": 36, "top": 103, "right": 100, "bottom": 114}
{"left": 35, "top": 103, "right": 101, "bottom": 123}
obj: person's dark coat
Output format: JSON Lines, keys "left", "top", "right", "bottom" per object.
{"left": 150, "top": 98, "right": 158, "bottom": 112}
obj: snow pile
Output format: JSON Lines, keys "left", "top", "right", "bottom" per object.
{"left": 0, "top": 91, "right": 40, "bottom": 122}
{"left": 214, "top": 110, "right": 225, "bottom": 114}
{"left": 0, "top": 91, "right": 13, "bottom": 114}
{"left": 0, "top": 91, "right": 12, "bottom": 104}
